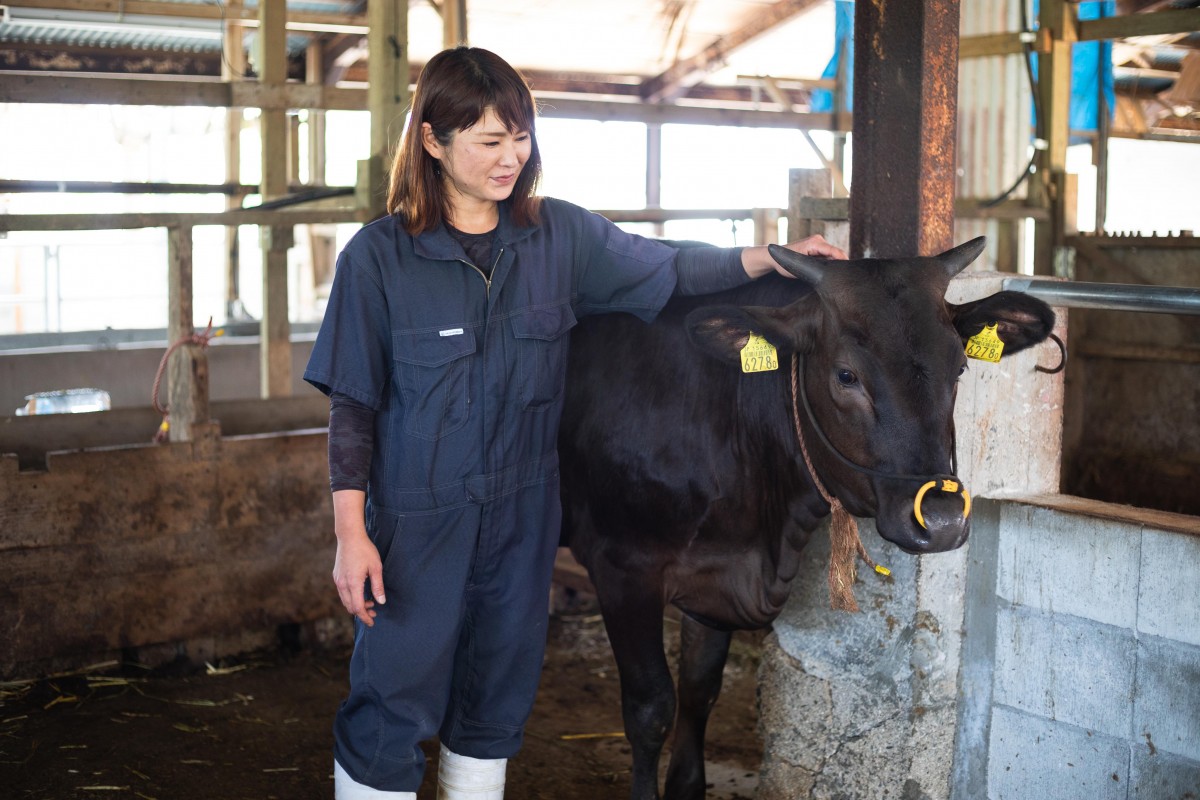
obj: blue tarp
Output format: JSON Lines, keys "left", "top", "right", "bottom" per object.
{"left": 809, "top": 0, "right": 1115, "bottom": 133}
{"left": 809, "top": 0, "right": 853, "bottom": 113}
{"left": 1053, "top": 0, "right": 1117, "bottom": 134}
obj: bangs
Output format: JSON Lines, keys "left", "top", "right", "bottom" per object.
{"left": 430, "top": 48, "right": 536, "bottom": 136}
{"left": 489, "top": 87, "right": 536, "bottom": 134}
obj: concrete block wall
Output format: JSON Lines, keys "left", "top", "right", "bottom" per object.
{"left": 761, "top": 497, "right": 1200, "bottom": 800}
{"left": 956, "top": 496, "right": 1200, "bottom": 800}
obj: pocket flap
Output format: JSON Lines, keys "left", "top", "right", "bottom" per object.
{"left": 393, "top": 328, "right": 477, "bottom": 367}
{"left": 511, "top": 304, "right": 578, "bottom": 342}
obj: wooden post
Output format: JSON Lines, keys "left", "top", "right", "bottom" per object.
{"left": 222, "top": 0, "right": 244, "bottom": 320}
{"left": 752, "top": 208, "right": 782, "bottom": 246}
{"left": 442, "top": 0, "right": 467, "bottom": 49}
{"left": 1032, "top": 0, "right": 1075, "bottom": 276}
{"left": 307, "top": 40, "right": 327, "bottom": 188}
{"left": 646, "top": 123, "right": 664, "bottom": 238}
{"left": 259, "top": 0, "right": 291, "bottom": 398}
{"left": 1095, "top": 93, "right": 1109, "bottom": 234}
{"left": 849, "top": 0, "right": 963, "bottom": 258}
{"left": 361, "top": 0, "right": 409, "bottom": 220}
{"left": 167, "top": 226, "right": 209, "bottom": 443}
{"left": 788, "top": 167, "right": 830, "bottom": 242}
{"left": 789, "top": 168, "right": 847, "bottom": 254}
{"left": 260, "top": 224, "right": 294, "bottom": 398}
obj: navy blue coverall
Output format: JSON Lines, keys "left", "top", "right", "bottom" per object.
{"left": 304, "top": 196, "right": 744, "bottom": 792}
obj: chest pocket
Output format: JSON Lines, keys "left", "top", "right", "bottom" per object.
{"left": 511, "top": 303, "right": 577, "bottom": 410}
{"left": 393, "top": 328, "right": 476, "bottom": 440}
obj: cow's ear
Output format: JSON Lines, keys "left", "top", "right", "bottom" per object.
{"left": 948, "top": 291, "right": 1055, "bottom": 355}
{"left": 685, "top": 305, "right": 809, "bottom": 364}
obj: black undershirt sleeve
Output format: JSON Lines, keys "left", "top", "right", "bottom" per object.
{"left": 673, "top": 245, "right": 749, "bottom": 296}
{"left": 328, "top": 392, "right": 375, "bottom": 492}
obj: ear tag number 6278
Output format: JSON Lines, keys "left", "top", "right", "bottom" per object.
{"left": 965, "top": 323, "right": 1004, "bottom": 363}
{"left": 741, "top": 334, "right": 779, "bottom": 373}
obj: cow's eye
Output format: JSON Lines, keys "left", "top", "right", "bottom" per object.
{"left": 958, "top": 363, "right": 968, "bottom": 377}
{"left": 836, "top": 369, "right": 858, "bottom": 386}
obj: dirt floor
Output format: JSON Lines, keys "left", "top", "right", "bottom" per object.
{"left": 1, "top": 593, "right": 765, "bottom": 800}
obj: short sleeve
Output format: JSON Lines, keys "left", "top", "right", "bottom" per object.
{"left": 572, "top": 209, "right": 678, "bottom": 322}
{"left": 303, "top": 251, "right": 391, "bottom": 410}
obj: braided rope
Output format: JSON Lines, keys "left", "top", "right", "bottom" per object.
{"left": 790, "top": 354, "right": 876, "bottom": 612}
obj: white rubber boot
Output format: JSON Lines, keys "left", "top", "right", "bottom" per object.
{"left": 436, "top": 744, "right": 507, "bottom": 800}
{"left": 334, "top": 759, "right": 417, "bottom": 800}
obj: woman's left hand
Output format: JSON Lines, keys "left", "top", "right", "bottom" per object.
{"left": 741, "top": 234, "right": 847, "bottom": 279}
{"left": 779, "top": 234, "right": 847, "bottom": 261}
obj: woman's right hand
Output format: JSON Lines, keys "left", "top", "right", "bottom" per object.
{"left": 331, "top": 489, "right": 386, "bottom": 627}
{"left": 333, "top": 530, "right": 386, "bottom": 626}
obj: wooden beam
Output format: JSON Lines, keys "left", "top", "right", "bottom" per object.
{"left": 959, "top": 32, "right": 1026, "bottom": 59}
{"left": 536, "top": 96, "right": 851, "bottom": 131}
{"left": 639, "top": 0, "right": 825, "bottom": 103}
{"left": 0, "top": 70, "right": 843, "bottom": 129}
{"left": 934, "top": 8, "right": 1200, "bottom": 62}
{"left": 1079, "top": 8, "right": 1200, "bottom": 41}
{"left": 0, "top": 42, "right": 223, "bottom": 75}
{"left": 0, "top": 73, "right": 364, "bottom": 110}
{"left": 0, "top": 209, "right": 361, "bottom": 233}
{"left": 9, "top": 0, "right": 367, "bottom": 32}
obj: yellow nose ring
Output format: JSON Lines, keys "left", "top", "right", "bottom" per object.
{"left": 913, "top": 478, "right": 972, "bottom": 530}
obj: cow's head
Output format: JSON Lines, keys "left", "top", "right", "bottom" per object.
{"left": 685, "top": 237, "right": 1055, "bottom": 554}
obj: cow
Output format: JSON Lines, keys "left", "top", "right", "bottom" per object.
{"left": 557, "top": 237, "right": 1055, "bottom": 800}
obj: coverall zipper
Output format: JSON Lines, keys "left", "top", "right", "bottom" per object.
{"left": 459, "top": 248, "right": 504, "bottom": 424}
{"left": 459, "top": 247, "right": 504, "bottom": 297}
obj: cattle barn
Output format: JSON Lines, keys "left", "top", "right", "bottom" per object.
{"left": 2, "top": 2, "right": 1199, "bottom": 798}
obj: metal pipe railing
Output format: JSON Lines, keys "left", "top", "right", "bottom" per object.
{"left": 1002, "top": 278, "right": 1200, "bottom": 316}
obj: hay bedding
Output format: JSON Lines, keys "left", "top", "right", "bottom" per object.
{"left": 1, "top": 598, "right": 762, "bottom": 799}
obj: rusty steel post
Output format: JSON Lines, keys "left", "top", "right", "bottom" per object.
{"left": 849, "top": 0, "right": 963, "bottom": 259}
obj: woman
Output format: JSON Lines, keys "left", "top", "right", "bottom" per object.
{"left": 304, "top": 46, "right": 844, "bottom": 800}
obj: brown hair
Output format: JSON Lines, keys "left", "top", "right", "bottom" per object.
{"left": 387, "top": 47, "right": 542, "bottom": 233}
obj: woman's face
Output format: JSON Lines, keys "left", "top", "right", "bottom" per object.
{"left": 423, "top": 107, "right": 532, "bottom": 218}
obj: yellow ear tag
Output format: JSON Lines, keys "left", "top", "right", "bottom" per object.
{"left": 965, "top": 323, "right": 1004, "bottom": 363}
{"left": 740, "top": 334, "right": 779, "bottom": 373}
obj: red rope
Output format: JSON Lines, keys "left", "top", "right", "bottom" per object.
{"left": 152, "top": 317, "right": 216, "bottom": 443}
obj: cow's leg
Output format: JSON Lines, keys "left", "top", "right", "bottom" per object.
{"left": 663, "top": 615, "right": 732, "bottom": 800}
{"left": 595, "top": 573, "right": 674, "bottom": 800}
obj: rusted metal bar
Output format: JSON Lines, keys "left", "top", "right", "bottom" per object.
{"left": 848, "top": 0, "right": 963, "bottom": 258}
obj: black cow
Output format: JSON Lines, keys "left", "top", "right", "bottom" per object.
{"left": 558, "top": 237, "right": 1054, "bottom": 800}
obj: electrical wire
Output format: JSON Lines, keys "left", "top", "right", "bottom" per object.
{"left": 207, "top": 0, "right": 251, "bottom": 80}
{"left": 979, "top": 0, "right": 1043, "bottom": 209}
